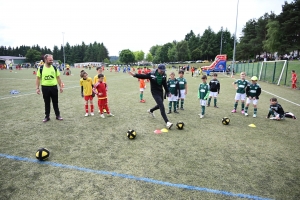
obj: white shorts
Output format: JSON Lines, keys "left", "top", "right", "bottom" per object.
{"left": 209, "top": 92, "right": 218, "bottom": 98}
{"left": 235, "top": 93, "right": 246, "bottom": 101}
{"left": 139, "top": 88, "right": 145, "bottom": 92}
{"left": 246, "top": 98, "right": 258, "bottom": 105}
{"left": 199, "top": 99, "right": 206, "bottom": 106}
{"left": 168, "top": 94, "right": 178, "bottom": 101}
{"left": 179, "top": 89, "right": 186, "bottom": 99}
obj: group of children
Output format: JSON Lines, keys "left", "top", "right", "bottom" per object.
{"left": 196, "top": 71, "right": 290, "bottom": 120}
{"left": 79, "top": 67, "right": 113, "bottom": 118}
{"left": 230, "top": 71, "right": 290, "bottom": 120}
{"left": 78, "top": 65, "right": 296, "bottom": 121}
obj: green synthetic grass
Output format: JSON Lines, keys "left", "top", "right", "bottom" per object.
{"left": 0, "top": 68, "right": 300, "bottom": 200}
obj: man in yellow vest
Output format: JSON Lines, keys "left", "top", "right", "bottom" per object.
{"left": 36, "top": 54, "right": 64, "bottom": 122}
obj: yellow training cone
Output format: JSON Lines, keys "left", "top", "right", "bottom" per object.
{"left": 248, "top": 124, "right": 256, "bottom": 128}
{"left": 161, "top": 128, "right": 169, "bottom": 132}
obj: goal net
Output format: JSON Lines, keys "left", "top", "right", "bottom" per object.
{"left": 258, "top": 60, "right": 287, "bottom": 85}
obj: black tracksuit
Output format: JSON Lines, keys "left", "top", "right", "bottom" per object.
{"left": 134, "top": 70, "right": 170, "bottom": 123}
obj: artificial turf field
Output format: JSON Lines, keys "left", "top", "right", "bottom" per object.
{"left": 0, "top": 66, "right": 299, "bottom": 200}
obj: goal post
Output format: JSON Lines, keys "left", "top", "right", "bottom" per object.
{"left": 258, "top": 60, "right": 287, "bottom": 85}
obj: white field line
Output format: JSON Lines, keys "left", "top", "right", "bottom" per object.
{"left": 0, "top": 86, "right": 79, "bottom": 100}
{"left": 220, "top": 73, "right": 300, "bottom": 107}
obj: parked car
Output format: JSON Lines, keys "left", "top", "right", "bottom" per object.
{"left": 202, "top": 60, "right": 209, "bottom": 63}
{"left": 196, "top": 60, "right": 203, "bottom": 63}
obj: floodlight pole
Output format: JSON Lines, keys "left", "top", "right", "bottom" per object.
{"left": 232, "top": 0, "right": 239, "bottom": 76}
{"left": 62, "top": 32, "right": 66, "bottom": 69}
{"left": 220, "top": 26, "right": 223, "bottom": 55}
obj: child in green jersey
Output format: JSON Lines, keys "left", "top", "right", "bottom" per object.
{"left": 167, "top": 72, "right": 180, "bottom": 114}
{"left": 176, "top": 70, "right": 187, "bottom": 110}
{"left": 198, "top": 75, "right": 210, "bottom": 118}
{"left": 231, "top": 72, "right": 249, "bottom": 114}
{"left": 244, "top": 76, "right": 261, "bottom": 118}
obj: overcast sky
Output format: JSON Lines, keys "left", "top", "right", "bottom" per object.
{"left": 0, "top": 0, "right": 292, "bottom": 56}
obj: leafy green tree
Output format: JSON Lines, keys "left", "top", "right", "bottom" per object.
{"left": 103, "top": 58, "right": 110, "bottom": 64}
{"left": 119, "top": 49, "right": 135, "bottom": 64}
{"left": 25, "top": 49, "right": 42, "bottom": 63}
{"left": 263, "top": 20, "right": 282, "bottom": 54}
{"left": 168, "top": 45, "right": 178, "bottom": 62}
{"left": 145, "top": 53, "right": 153, "bottom": 62}
{"left": 200, "top": 27, "right": 217, "bottom": 60}
{"left": 191, "top": 48, "right": 201, "bottom": 61}
{"left": 176, "top": 40, "right": 190, "bottom": 61}
{"left": 152, "top": 46, "right": 162, "bottom": 64}
{"left": 278, "top": 0, "right": 300, "bottom": 55}
{"left": 149, "top": 45, "right": 161, "bottom": 57}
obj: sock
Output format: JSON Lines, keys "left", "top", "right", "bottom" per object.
{"left": 85, "top": 105, "right": 88, "bottom": 113}
{"left": 168, "top": 102, "right": 172, "bottom": 111}
{"left": 214, "top": 98, "right": 217, "bottom": 106}
{"left": 234, "top": 102, "right": 238, "bottom": 110}
{"left": 241, "top": 102, "right": 245, "bottom": 110}
{"left": 254, "top": 108, "right": 257, "bottom": 114}
{"left": 173, "top": 101, "right": 177, "bottom": 111}
{"left": 181, "top": 99, "right": 184, "bottom": 108}
{"left": 202, "top": 106, "right": 205, "bottom": 115}
{"left": 140, "top": 93, "right": 143, "bottom": 100}
{"left": 208, "top": 98, "right": 211, "bottom": 105}
{"left": 90, "top": 105, "right": 94, "bottom": 112}
{"left": 245, "top": 106, "right": 248, "bottom": 113}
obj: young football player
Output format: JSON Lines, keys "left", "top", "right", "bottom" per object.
{"left": 167, "top": 72, "right": 180, "bottom": 114}
{"left": 244, "top": 76, "right": 261, "bottom": 118}
{"left": 139, "top": 71, "right": 146, "bottom": 103}
{"left": 93, "top": 74, "right": 114, "bottom": 118}
{"left": 231, "top": 72, "right": 249, "bottom": 114}
{"left": 198, "top": 75, "right": 210, "bottom": 118}
{"left": 80, "top": 71, "right": 94, "bottom": 116}
{"left": 208, "top": 73, "right": 220, "bottom": 108}
{"left": 266, "top": 97, "right": 285, "bottom": 120}
{"left": 176, "top": 70, "right": 187, "bottom": 110}
{"left": 291, "top": 70, "right": 297, "bottom": 89}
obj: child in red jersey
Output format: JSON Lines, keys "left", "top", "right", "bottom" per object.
{"left": 139, "top": 71, "right": 146, "bottom": 102}
{"left": 93, "top": 74, "right": 114, "bottom": 118}
{"left": 291, "top": 70, "right": 297, "bottom": 89}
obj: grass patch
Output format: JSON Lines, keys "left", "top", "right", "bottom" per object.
{"left": 0, "top": 68, "right": 299, "bottom": 199}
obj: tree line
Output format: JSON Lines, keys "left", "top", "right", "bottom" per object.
{"left": 1, "top": 0, "right": 299, "bottom": 64}
{"left": 0, "top": 41, "right": 109, "bottom": 65}
{"left": 148, "top": 0, "right": 299, "bottom": 63}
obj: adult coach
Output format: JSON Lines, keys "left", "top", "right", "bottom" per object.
{"left": 36, "top": 54, "right": 63, "bottom": 122}
{"left": 129, "top": 64, "right": 173, "bottom": 129}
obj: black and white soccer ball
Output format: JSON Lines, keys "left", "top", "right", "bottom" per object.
{"left": 176, "top": 121, "right": 185, "bottom": 130}
{"left": 127, "top": 130, "right": 136, "bottom": 139}
{"left": 222, "top": 117, "right": 230, "bottom": 125}
{"left": 36, "top": 148, "right": 50, "bottom": 161}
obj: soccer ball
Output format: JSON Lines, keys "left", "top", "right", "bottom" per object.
{"left": 176, "top": 121, "right": 185, "bottom": 130}
{"left": 35, "top": 148, "right": 50, "bottom": 161}
{"left": 127, "top": 130, "right": 136, "bottom": 139}
{"left": 222, "top": 117, "right": 230, "bottom": 125}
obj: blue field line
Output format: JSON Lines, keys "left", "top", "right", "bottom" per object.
{"left": 0, "top": 153, "right": 273, "bottom": 200}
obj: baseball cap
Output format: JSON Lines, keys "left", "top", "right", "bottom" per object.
{"left": 158, "top": 64, "right": 166, "bottom": 71}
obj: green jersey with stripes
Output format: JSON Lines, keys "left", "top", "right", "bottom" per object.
{"left": 167, "top": 79, "right": 179, "bottom": 95}
{"left": 198, "top": 83, "right": 210, "bottom": 100}
{"left": 176, "top": 77, "right": 187, "bottom": 90}
{"left": 234, "top": 79, "right": 249, "bottom": 94}
{"left": 246, "top": 83, "right": 261, "bottom": 99}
